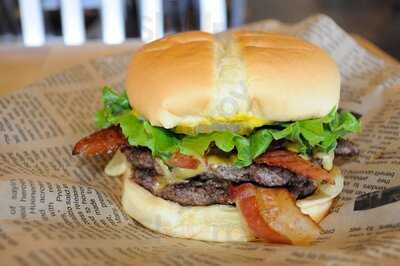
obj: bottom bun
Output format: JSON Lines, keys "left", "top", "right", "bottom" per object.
{"left": 121, "top": 166, "right": 343, "bottom": 242}
{"left": 121, "top": 168, "right": 254, "bottom": 242}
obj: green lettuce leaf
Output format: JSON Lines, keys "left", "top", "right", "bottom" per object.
{"left": 178, "top": 134, "right": 213, "bottom": 156}
{"left": 249, "top": 129, "right": 273, "bottom": 159}
{"left": 95, "top": 87, "right": 179, "bottom": 157}
{"left": 178, "top": 132, "right": 252, "bottom": 166}
{"left": 95, "top": 87, "right": 362, "bottom": 167}
{"left": 233, "top": 136, "right": 252, "bottom": 167}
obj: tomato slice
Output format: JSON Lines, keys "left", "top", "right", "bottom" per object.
{"left": 230, "top": 183, "right": 291, "bottom": 244}
{"left": 256, "top": 188, "right": 321, "bottom": 245}
{"left": 256, "top": 150, "right": 331, "bottom": 181}
{"left": 168, "top": 151, "right": 200, "bottom": 169}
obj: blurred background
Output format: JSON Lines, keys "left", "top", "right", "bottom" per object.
{"left": 0, "top": 0, "right": 399, "bottom": 59}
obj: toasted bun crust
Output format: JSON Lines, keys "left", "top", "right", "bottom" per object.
{"left": 126, "top": 31, "right": 340, "bottom": 129}
{"left": 121, "top": 166, "right": 343, "bottom": 242}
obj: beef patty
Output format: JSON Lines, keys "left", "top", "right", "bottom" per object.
{"left": 122, "top": 140, "right": 358, "bottom": 206}
{"left": 130, "top": 168, "right": 233, "bottom": 206}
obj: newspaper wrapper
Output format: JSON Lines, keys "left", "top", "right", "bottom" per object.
{"left": 1, "top": 15, "right": 400, "bottom": 265}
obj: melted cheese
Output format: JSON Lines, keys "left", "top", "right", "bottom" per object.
{"left": 207, "top": 155, "right": 235, "bottom": 165}
{"left": 155, "top": 159, "right": 207, "bottom": 190}
{"left": 172, "top": 165, "right": 206, "bottom": 180}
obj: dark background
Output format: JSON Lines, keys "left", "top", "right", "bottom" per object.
{"left": 1, "top": 0, "right": 399, "bottom": 59}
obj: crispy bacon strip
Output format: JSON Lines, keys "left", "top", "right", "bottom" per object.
{"left": 256, "top": 150, "right": 330, "bottom": 181}
{"left": 72, "top": 126, "right": 127, "bottom": 156}
{"left": 230, "top": 183, "right": 291, "bottom": 244}
{"left": 230, "top": 183, "right": 320, "bottom": 245}
{"left": 168, "top": 151, "right": 200, "bottom": 169}
{"left": 255, "top": 187, "right": 321, "bottom": 245}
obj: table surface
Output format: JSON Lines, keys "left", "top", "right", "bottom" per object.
{"left": 0, "top": 40, "right": 139, "bottom": 96}
{"left": 0, "top": 36, "right": 398, "bottom": 97}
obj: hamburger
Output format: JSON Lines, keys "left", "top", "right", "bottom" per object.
{"left": 73, "top": 31, "right": 361, "bottom": 245}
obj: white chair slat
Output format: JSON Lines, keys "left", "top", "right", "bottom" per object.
{"left": 61, "top": 0, "right": 86, "bottom": 45}
{"left": 231, "top": 0, "right": 246, "bottom": 27}
{"left": 101, "top": 0, "right": 126, "bottom": 44}
{"left": 19, "top": 0, "right": 231, "bottom": 45}
{"left": 139, "top": 0, "right": 164, "bottom": 43}
{"left": 199, "top": 0, "right": 227, "bottom": 33}
{"left": 19, "top": 0, "right": 45, "bottom": 46}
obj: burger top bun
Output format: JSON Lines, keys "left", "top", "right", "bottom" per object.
{"left": 126, "top": 31, "right": 340, "bottom": 129}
